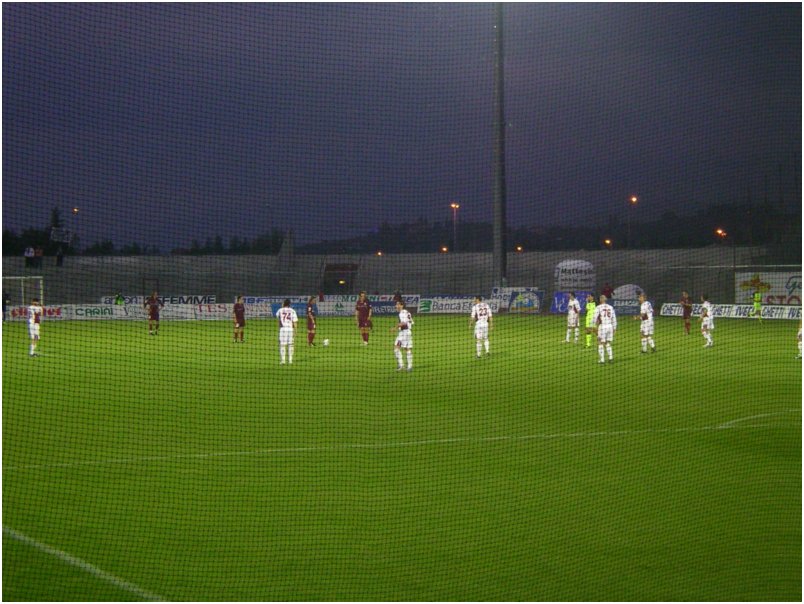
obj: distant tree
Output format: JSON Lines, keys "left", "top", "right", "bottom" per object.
{"left": 120, "top": 242, "right": 142, "bottom": 255}
{"left": 228, "top": 236, "right": 242, "bottom": 254}
{"left": 84, "top": 240, "right": 116, "bottom": 255}
{"left": 3, "top": 229, "right": 23, "bottom": 256}
{"left": 50, "top": 206, "right": 63, "bottom": 229}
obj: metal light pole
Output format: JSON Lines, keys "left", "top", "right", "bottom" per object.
{"left": 450, "top": 202, "right": 460, "bottom": 251}
{"left": 492, "top": 3, "right": 508, "bottom": 286}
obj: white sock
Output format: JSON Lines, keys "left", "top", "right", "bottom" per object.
{"left": 394, "top": 348, "right": 403, "bottom": 368}
{"left": 406, "top": 350, "right": 413, "bottom": 369}
{"left": 574, "top": 328, "right": 579, "bottom": 341}
{"left": 598, "top": 344, "right": 604, "bottom": 362}
{"left": 641, "top": 338, "right": 647, "bottom": 352}
{"left": 476, "top": 341, "right": 482, "bottom": 357}
{"left": 566, "top": 329, "right": 571, "bottom": 342}
{"left": 29, "top": 343, "right": 35, "bottom": 355}
{"left": 648, "top": 337, "right": 655, "bottom": 349}
{"left": 484, "top": 340, "right": 489, "bottom": 354}
{"left": 280, "top": 346, "right": 286, "bottom": 363}
{"left": 288, "top": 343, "right": 294, "bottom": 363}
{"left": 606, "top": 344, "right": 613, "bottom": 360}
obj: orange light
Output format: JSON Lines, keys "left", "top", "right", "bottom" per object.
{"left": 376, "top": 251, "right": 383, "bottom": 256}
{"left": 629, "top": 196, "right": 638, "bottom": 205}
{"left": 515, "top": 245, "right": 523, "bottom": 252}
{"left": 604, "top": 239, "right": 612, "bottom": 246}
{"left": 72, "top": 207, "right": 80, "bottom": 214}
{"left": 450, "top": 202, "right": 460, "bottom": 210}
{"left": 715, "top": 228, "right": 727, "bottom": 238}
{"left": 440, "top": 246, "right": 449, "bottom": 253}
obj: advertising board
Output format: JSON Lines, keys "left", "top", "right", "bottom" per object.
{"left": 491, "top": 287, "right": 543, "bottom": 313}
{"left": 550, "top": 291, "right": 594, "bottom": 314}
{"left": 417, "top": 297, "right": 500, "bottom": 314}
{"left": 101, "top": 294, "right": 217, "bottom": 305}
{"left": 553, "top": 259, "right": 595, "bottom": 291}
{"left": 734, "top": 272, "right": 801, "bottom": 306}
{"left": 660, "top": 303, "right": 801, "bottom": 320}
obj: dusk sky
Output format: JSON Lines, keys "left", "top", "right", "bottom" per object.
{"left": 3, "top": 3, "right": 801, "bottom": 251}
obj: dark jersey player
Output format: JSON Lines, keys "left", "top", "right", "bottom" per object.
{"left": 680, "top": 291, "right": 693, "bottom": 335}
{"left": 233, "top": 296, "right": 246, "bottom": 342}
{"left": 355, "top": 291, "right": 372, "bottom": 345}
{"left": 306, "top": 296, "right": 317, "bottom": 346}
{"left": 144, "top": 292, "right": 164, "bottom": 335}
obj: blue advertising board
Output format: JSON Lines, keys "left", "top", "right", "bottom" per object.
{"left": 550, "top": 291, "right": 594, "bottom": 314}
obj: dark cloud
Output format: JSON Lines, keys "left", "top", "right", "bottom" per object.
{"left": 3, "top": 3, "right": 800, "bottom": 250}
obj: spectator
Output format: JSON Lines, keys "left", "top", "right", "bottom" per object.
{"left": 601, "top": 282, "right": 614, "bottom": 299}
{"left": 24, "top": 246, "right": 34, "bottom": 268}
{"left": 34, "top": 246, "right": 44, "bottom": 269}
{"left": 56, "top": 246, "right": 65, "bottom": 267}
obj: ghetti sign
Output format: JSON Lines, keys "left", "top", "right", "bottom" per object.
{"left": 554, "top": 260, "right": 596, "bottom": 291}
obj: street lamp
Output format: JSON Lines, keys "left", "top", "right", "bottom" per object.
{"left": 450, "top": 202, "right": 460, "bottom": 251}
{"left": 627, "top": 195, "right": 638, "bottom": 248}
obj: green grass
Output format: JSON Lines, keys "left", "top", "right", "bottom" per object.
{"left": 3, "top": 315, "right": 801, "bottom": 601}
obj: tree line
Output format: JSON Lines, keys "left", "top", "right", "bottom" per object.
{"left": 3, "top": 199, "right": 799, "bottom": 258}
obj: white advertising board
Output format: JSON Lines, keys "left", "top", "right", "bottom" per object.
{"left": 734, "top": 272, "right": 801, "bottom": 306}
{"left": 660, "top": 303, "right": 801, "bottom": 320}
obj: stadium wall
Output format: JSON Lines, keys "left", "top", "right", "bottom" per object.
{"left": 1, "top": 246, "right": 785, "bottom": 305}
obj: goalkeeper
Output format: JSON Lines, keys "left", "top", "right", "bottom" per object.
{"left": 750, "top": 290, "right": 763, "bottom": 322}
{"left": 584, "top": 293, "right": 597, "bottom": 348}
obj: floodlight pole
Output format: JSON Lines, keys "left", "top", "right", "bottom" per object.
{"left": 492, "top": 3, "right": 508, "bottom": 287}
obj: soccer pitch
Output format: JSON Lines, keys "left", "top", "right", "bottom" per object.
{"left": 3, "top": 315, "right": 801, "bottom": 601}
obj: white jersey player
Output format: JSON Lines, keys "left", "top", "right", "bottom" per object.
{"left": 796, "top": 321, "right": 801, "bottom": 359}
{"left": 470, "top": 296, "right": 493, "bottom": 358}
{"left": 394, "top": 301, "right": 414, "bottom": 371}
{"left": 637, "top": 293, "right": 656, "bottom": 353}
{"left": 700, "top": 295, "right": 714, "bottom": 348}
{"left": 276, "top": 299, "right": 298, "bottom": 364}
{"left": 565, "top": 292, "right": 581, "bottom": 343}
{"left": 28, "top": 298, "right": 43, "bottom": 357}
{"left": 592, "top": 295, "right": 617, "bottom": 364}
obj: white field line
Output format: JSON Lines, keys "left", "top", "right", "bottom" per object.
{"left": 4, "top": 410, "right": 798, "bottom": 474}
{"left": 716, "top": 412, "right": 789, "bottom": 429}
{"left": 3, "top": 526, "right": 165, "bottom": 601}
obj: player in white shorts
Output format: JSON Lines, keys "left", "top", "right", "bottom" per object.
{"left": 565, "top": 292, "right": 581, "bottom": 343}
{"left": 276, "top": 299, "right": 298, "bottom": 364}
{"left": 636, "top": 292, "right": 656, "bottom": 353}
{"left": 470, "top": 295, "right": 492, "bottom": 358}
{"left": 28, "top": 297, "right": 43, "bottom": 357}
{"left": 592, "top": 294, "right": 617, "bottom": 364}
{"left": 700, "top": 294, "right": 714, "bottom": 348}
{"left": 394, "top": 300, "right": 414, "bottom": 372}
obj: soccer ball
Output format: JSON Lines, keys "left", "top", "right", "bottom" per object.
{"left": 323, "top": 339, "right": 330, "bottom": 347}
